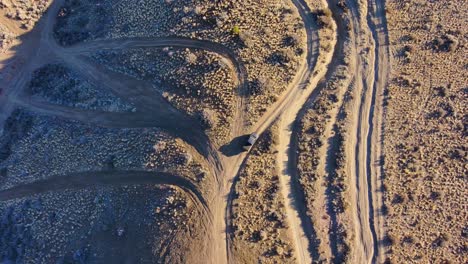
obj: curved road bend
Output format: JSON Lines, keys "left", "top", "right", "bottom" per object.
{"left": 274, "top": 4, "right": 337, "bottom": 264}
{"left": 223, "top": 0, "right": 334, "bottom": 263}
{"left": 67, "top": 36, "right": 249, "bottom": 139}
{"left": 0, "top": 170, "right": 211, "bottom": 221}
{"left": 67, "top": 37, "right": 247, "bottom": 92}
{"left": 70, "top": 55, "right": 224, "bottom": 174}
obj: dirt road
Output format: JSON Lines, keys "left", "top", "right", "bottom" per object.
{"left": 68, "top": 36, "right": 249, "bottom": 140}
{"left": 366, "top": 0, "right": 390, "bottom": 262}
{"left": 343, "top": 0, "right": 377, "bottom": 261}
{"left": 0, "top": 170, "right": 209, "bottom": 212}
{"left": 220, "top": 0, "right": 332, "bottom": 261}
{"left": 0, "top": 0, "right": 324, "bottom": 262}
{"left": 344, "top": 0, "right": 390, "bottom": 263}
{"left": 0, "top": 0, "right": 390, "bottom": 262}
{"left": 272, "top": 0, "right": 337, "bottom": 262}
{"left": 281, "top": 0, "right": 390, "bottom": 262}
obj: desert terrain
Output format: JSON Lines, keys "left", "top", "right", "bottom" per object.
{"left": 0, "top": 0, "right": 466, "bottom": 263}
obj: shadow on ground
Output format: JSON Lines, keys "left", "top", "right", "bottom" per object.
{"left": 219, "top": 134, "right": 249, "bottom": 157}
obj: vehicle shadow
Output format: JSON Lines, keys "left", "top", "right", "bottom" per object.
{"left": 219, "top": 134, "right": 249, "bottom": 157}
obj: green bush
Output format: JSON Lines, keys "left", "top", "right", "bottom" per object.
{"left": 232, "top": 25, "right": 240, "bottom": 35}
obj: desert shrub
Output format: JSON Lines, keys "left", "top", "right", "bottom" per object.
{"left": 249, "top": 76, "right": 270, "bottom": 95}
{"left": 180, "top": 152, "right": 193, "bottom": 165}
{"left": 318, "top": 14, "right": 333, "bottom": 29}
{"left": 431, "top": 34, "right": 459, "bottom": 52}
{"left": 461, "top": 227, "right": 468, "bottom": 238}
{"left": 434, "top": 86, "right": 447, "bottom": 97}
{"left": 337, "top": 0, "right": 348, "bottom": 11}
{"left": 381, "top": 204, "right": 390, "bottom": 216}
{"left": 318, "top": 8, "right": 332, "bottom": 17}
{"left": 383, "top": 258, "right": 393, "bottom": 264}
{"left": 282, "top": 35, "right": 300, "bottom": 47}
{"left": 432, "top": 233, "right": 450, "bottom": 248}
{"left": 232, "top": 25, "right": 240, "bottom": 35}
{"left": 429, "top": 191, "right": 441, "bottom": 201}
{"left": 401, "top": 235, "right": 414, "bottom": 245}
{"left": 194, "top": 5, "right": 203, "bottom": 15}
{"left": 391, "top": 193, "right": 405, "bottom": 204}
{"left": 426, "top": 109, "right": 443, "bottom": 119}
{"left": 250, "top": 230, "right": 266, "bottom": 242}
{"left": 198, "top": 109, "right": 218, "bottom": 129}
{"left": 383, "top": 234, "right": 395, "bottom": 246}
{"left": 268, "top": 49, "right": 295, "bottom": 66}
{"left": 185, "top": 52, "right": 197, "bottom": 64}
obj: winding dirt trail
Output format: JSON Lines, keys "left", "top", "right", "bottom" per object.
{"left": 0, "top": 170, "right": 208, "bottom": 210}
{"left": 219, "top": 0, "right": 334, "bottom": 261}
{"left": 263, "top": 0, "right": 337, "bottom": 262}
{"left": 287, "top": 0, "right": 357, "bottom": 260}
{"left": 0, "top": 170, "right": 213, "bottom": 233}
{"left": 0, "top": 0, "right": 390, "bottom": 262}
{"left": 67, "top": 36, "right": 249, "bottom": 140}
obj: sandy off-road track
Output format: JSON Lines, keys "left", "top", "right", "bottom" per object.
{"left": 273, "top": 0, "right": 337, "bottom": 262}
{"left": 343, "top": 0, "right": 377, "bottom": 261}
{"left": 0, "top": 170, "right": 210, "bottom": 214}
{"left": 366, "top": 0, "right": 390, "bottom": 262}
{"left": 341, "top": 0, "right": 390, "bottom": 263}
{"left": 67, "top": 36, "right": 249, "bottom": 140}
{"left": 282, "top": 0, "right": 390, "bottom": 262}
{"left": 221, "top": 0, "right": 327, "bottom": 261}
{"left": 0, "top": 0, "right": 390, "bottom": 262}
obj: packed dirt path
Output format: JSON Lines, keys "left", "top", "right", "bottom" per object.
{"left": 291, "top": 0, "right": 357, "bottom": 260}
{"left": 0, "top": 0, "right": 390, "bottom": 263}
{"left": 67, "top": 36, "right": 249, "bottom": 139}
{"left": 345, "top": 0, "right": 376, "bottom": 261}
{"left": 277, "top": 117, "right": 313, "bottom": 264}
{"left": 0, "top": 170, "right": 209, "bottom": 212}
{"left": 366, "top": 0, "right": 390, "bottom": 262}
{"left": 219, "top": 0, "right": 337, "bottom": 261}
{"left": 268, "top": 0, "right": 337, "bottom": 262}
{"left": 343, "top": 0, "right": 390, "bottom": 263}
